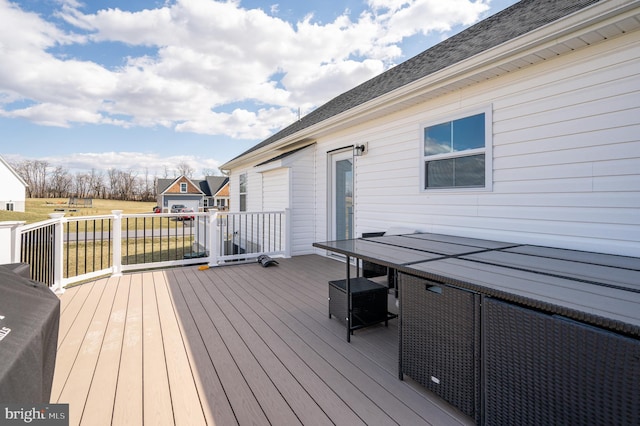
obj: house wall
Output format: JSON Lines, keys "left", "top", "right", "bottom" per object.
{"left": 228, "top": 30, "right": 640, "bottom": 257}
{"left": 310, "top": 30, "right": 639, "bottom": 257}
{"left": 256, "top": 146, "right": 317, "bottom": 255}
{"left": 230, "top": 167, "right": 263, "bottom": 212}
{"left": 0, "top": 161, "right": 26, "bottom": 212}
{"left": 290, "top": 148, "right": 316, "bottom": 255}
{"left": 261, "top": 169, "right": 289, "bottom": 211}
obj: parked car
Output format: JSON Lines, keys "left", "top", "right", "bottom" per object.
{"left": 170, "top": 204, "right": 186, "bottom": 213}
{"left": 153, "top": 206, "right": 162, "bottom": 213}
{"left": 178, "top": 208, "right": 195, "bottom": 221}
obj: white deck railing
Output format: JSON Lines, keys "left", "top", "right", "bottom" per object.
{"left": 3, "top": 209, "right": 290, "bottom": 292}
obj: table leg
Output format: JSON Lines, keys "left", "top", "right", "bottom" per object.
{"left": 346, "top": 255, "right": 351, "bottom": 343}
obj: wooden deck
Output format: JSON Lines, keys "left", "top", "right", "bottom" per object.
{"left": 51, "top": 254, "right": 473, "bottom": 426}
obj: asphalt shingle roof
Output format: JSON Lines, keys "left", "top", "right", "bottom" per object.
{"left": 227, "top": 0, "right": 600, "bottom": 164}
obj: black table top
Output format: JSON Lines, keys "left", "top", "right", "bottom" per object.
{"left": 503, "top": 245, "right": 640, "bottom": 271}
{"left": 460, "top": 250, "right": 640, "bottom": 292}
{"left": 362, "top": 235, "right": 490, "bottom": 257}
{"left": 313, "top": 238, "right": 444, "bottom": 267}
{"left": 313, "top": 233, "right": 640, "bottom": 337}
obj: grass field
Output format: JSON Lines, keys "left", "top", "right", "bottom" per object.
{"left": 0, "top": 198, "right": 157, "bottom": 224}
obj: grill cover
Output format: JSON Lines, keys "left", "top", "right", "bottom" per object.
{"left": 0, "top": 264, "right": 60, "bottom": 403}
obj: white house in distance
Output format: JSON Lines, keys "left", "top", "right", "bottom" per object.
{"left": 0, "top": 155, "right": 27, "bottom": 212}
{"left": 220, "top": 0, "right": 640, "bottom": 258}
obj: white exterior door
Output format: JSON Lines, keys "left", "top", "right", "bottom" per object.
{"left": 329, "top": 149, "right": 354, "bottom": 241}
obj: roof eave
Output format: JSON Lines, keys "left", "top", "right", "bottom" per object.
{"left": 221, "top": 0, "right": 639, "bottom": 171}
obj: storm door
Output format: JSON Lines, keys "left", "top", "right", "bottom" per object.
{"left": 329, "top": 149, "right": 354, "bottom": 241}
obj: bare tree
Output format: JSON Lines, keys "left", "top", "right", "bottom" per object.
{"left": 201, "top": 167, "right": 219, "bottom": 177}
{"left": 74, "top": 173, "right": 91, "bottom": 198}
{"left": 11, "top": 162, "right": 159, "bottom": 202}
{"left": 176, "top": 161, "right": 194, "bottom": 178}
{"left": 49, "top": 166, "right": 72, "bottom": 198}
{"left": 88, "top": 169, "right": 105, "bottom": 199}
{"left": 118, "top": 169, "right": 138, "bottom": 200}
{"left": 13, "top": 160, "right": 49, "bottom": 198}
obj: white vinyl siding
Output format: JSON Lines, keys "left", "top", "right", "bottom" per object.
{"left": 290, "top": 148, "right": 316, "bottom": 255}
{"left": 262, "top": 169, "right": 289, "bottom": 211}
{"left": 321, "top": 31, "right": 640, "bottom": 256}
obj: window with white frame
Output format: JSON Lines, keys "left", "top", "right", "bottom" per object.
{"left": 180, "top": 182, "right": 187, "bottom": 193}
{"left": 421, "top": 108, "right": 492, "bottom": 190}
{"left": 239, "top": 173, "right": 247, "bottom": 211}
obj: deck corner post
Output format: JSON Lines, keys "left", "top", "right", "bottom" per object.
{"left": 111, "top": 210, "right": 123, "bottom": 277}
{"left": 284, "top": 208, "right": 292, "bottom": 258}
{"left": 208, "top": 211, "right": 220, "bottom": 267}
{"left": 48, "top": 213, "right": 65, "bottom": 294}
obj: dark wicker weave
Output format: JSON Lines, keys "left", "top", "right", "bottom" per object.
{"left": 484, "top": 298, "right": 640, "bottom": 426}
{"left": 399, "top": 273, "right": 481, "bottom": 422}
{"left": 328, "top": 277, "right": 388, "bottom": 328}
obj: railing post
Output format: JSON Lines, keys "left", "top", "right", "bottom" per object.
{"left": 0, "top": 221, "right": 25, "bottom": 264}
{"left": 284, "top": 208, "right": 292, "bottom": 258}
{"left": 208, "top": 211, "right": 219, "bottom": 267}
{"left": 48, "top": 213, "right": 65, "bottom": 294}
{"left": 112, "top": 210, "right": 123, "bottom": 277}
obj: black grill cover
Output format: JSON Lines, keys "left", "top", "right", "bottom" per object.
{"left": 0, "top": 264, "right": 60, "bottom": 403}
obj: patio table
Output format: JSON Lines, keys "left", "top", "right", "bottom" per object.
{"left": 313, "top": 233, "right": 640, "bottom": 425}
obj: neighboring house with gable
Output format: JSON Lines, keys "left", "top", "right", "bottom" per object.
{"left": 157, "top": 175, "right": 205, "bottom": 212}
{"left": 201, "top": 176, "right": 230, "bottom": 210}
{"left": 0, "top": 155, "right": 28, "bottom": 212}
{"left": 220, "top": 0, "right": 640, "bottom": 258}
{"left": 157, "top": 175, "right": 230, "bottom": 212}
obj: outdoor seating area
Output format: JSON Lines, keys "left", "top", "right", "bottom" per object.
{"left": 314, "top": 232, "right": 640, "bottom": 425}
{"left": 49, "top": 255, "right": 473, "bottom": 426}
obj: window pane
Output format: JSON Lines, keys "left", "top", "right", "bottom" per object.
{"left": 454, "top": 154, "right": 485, "bottom": 187}
{"left": 425, "top": 154, "right": 485, "bottom": 188}
{"left": 425, "top": 158, "right": 454, "bottom": 188}
{"left": 239, "top": 194, "right": 246, "bottom": 211}
{"left": 424, "top": 121, "right": 452, "bottom": 155}
{"left": 452, "top": 113, "right": 484, "bottom": 152}
{"left": 239, "top": 174, "right": 247, "bottom": 192}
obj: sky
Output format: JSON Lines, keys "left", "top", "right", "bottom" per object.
{"left": 0, "top": 0, "right": 519, "bottom": 177}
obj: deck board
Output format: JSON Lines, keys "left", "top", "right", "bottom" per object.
{"left": 153, "top": 270, "right": 207, "bottom": 426}
{"left": 82, "top": 275, "right": 129, "bottom": 425}
{"left": 51, "top": 255, "right": 473, "bottom": 426}
{"left": 51, "top": 279, "right": 106, "bottom": 403}
{"left": 172, "top": 267, "right": 270, "bottom": 425}
{"left": 184, "top": 266, "right": 359, "bottom": 426}
{"left": 141, "top": 272, "right": 173, "bottom": 426}
{"left": 112, "top": 274, "right": 144, "bottom": 426}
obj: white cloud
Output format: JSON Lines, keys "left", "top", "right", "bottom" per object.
{"left": 0, "top": 0, "right": 492, "bottom": 139}
{"left": 7, "top": 151, "right": 221, "bottom": 177}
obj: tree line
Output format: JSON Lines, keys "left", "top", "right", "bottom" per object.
{"left": 11, "top": 159, "right": 215, "bottom": 201}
